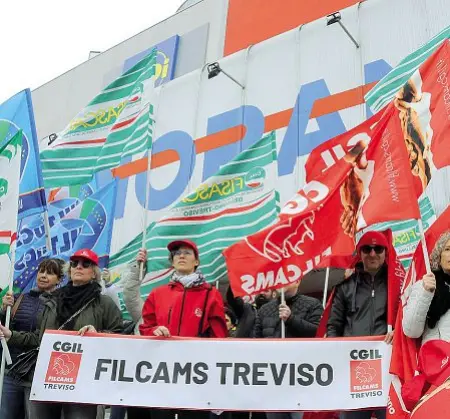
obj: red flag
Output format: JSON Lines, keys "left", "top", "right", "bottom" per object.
{"left": 388, "top": 205, "right": 450, "bottom": 419}
{"left": 408, "top": 381, "right": 450, "bottom": 419}
{"left": 306, "top": 103, "right": 421, "bottom": 235}
{"left": 305, "top": 110, "right": 384, "bottom": 181}
{"left": 225, "top": 107, "right": 420, "bottom": 297}
{"left": 307, "top": 40, "right": 450, "bottom": 204}
{"left": 392, "top": 40, "right": 450, "bottom": 196}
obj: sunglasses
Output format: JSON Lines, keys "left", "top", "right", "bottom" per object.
{"left": 70, "top": 259, "right": 93, "bottom": 269}
{"left": 172, "top": 249, "right": 195, "bottom": 257}
{"left": 360, "top": 245, "right": 385, "bottom": 255}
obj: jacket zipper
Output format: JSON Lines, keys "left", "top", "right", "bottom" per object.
{"left": 168, "top": 307, "right": 172, "bottom": 324}
{"left": 177, "top": 289, "right": 187, "bottom": 336}
{"left": 370, "top": 277, "right": 375, "bottom": 335}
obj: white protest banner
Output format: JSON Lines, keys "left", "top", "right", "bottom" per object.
{"left": 31, "top": 331, "right": 392, "bottom": 412}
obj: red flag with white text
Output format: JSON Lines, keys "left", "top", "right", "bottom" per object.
{"left": 224, "top": 107, "right": 420, "bottom": 297}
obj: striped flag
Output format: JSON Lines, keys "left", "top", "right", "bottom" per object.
{"left": 40, "top": 50, "right": 157, "bottom": 187}
{"left": 109, "top": 132, "right": 280, "bottom": 297}
{"left": 0, "top": 130, "right": 22, "bottom": 288}
{"left": 365, "top": 25, "right": 450, "bottom": 112}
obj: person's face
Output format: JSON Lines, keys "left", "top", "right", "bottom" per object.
{"left": 172, "top": 246, "right": 199, "bottom": 275}
{"left": 282, "top": 281, "right": 300, "bottom": 299}
{"left": 261, "top": 290, "right": 274, "bottom": 300}
{"left": 70, "top": 258, "right": 95, "bottom": 285}
{"left": 225, "top": 314, "right": 234, "bottom": 331}
{"left": 36, "top": 269, "right": 60, "bottom": 292}
{"left": 440, "top": 239, "right": 450, "bottom": 273}
{"left": 360, "top": 245, "right": 386, "bottom": 274}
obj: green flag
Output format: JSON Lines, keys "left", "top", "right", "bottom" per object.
{"left": 0, "top": 130, "right": 22, "bottom": 289}
{"left": 110, "top": 132, "right": 280, "bottom": 298}
{"left": 40, "top": 50, "right": 157, "bottom": 187}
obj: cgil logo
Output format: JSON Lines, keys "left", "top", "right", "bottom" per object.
{"left": 349, "top": 349, "right": 383, "bottom": 397}
{"left": 44, "top": 342, "right": 83, "bottom": 390}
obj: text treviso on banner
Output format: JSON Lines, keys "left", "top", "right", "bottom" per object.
{"left": 31, "top": 331, "right": 392, "bottom": 412}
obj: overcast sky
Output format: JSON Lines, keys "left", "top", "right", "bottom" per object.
{"left": 0, "top": 0, "right": 182, "bottom": 104}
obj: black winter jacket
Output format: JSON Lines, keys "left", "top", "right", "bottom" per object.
{"left": 327, "top": 263, "right": 388, "bottom": 337}
{"left": 226, "top": 287, "right": 257, "bottom": 338}
{"left": 9, "top": 289, "right": 123, "bottom": 350}
{"left": 253, "top": 291, "right": 323, "bottom": 338}
{"left": 0, "top": 290, "right": 45, "bottom": 364}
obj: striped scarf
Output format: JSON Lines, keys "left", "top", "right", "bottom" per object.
{"left": 171, "top": 269, "right": 205, "bottom": 288}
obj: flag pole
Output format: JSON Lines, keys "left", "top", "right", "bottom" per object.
{"left": 139, "top": 103, "right": 156, "bottom": 282}
{"left": 322, "top": 268, "right": 330, "bottom": 308}
{"left": 43, "top": 210, "right": 52, "bottom": 254}
{"left": 281, "top": 289, "right": 286, "bottom": 339}
{"left": 418, "top": 218, "right": 432, "bottom": 274}
{"left": 0, "top": 242, "right": 17, "bottom": 408}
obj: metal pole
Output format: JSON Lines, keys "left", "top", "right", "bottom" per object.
{"left": 139, "top": 85, "right": 162, "bottom": 282}
{"left": 139, "top": 106, "right": 153, "bottom": 282}
{"left": 322, "top": 268, "right": 331, "bottom": 308}
{"left": 338, "top": 21, "right": 360, "bottom": 48}
{"left": 281, "top": 289, "right": 286, "bottom": 339}
{"left": 42, "top": 210, "right": 52, "bottom": 254}
{"left": 220, "top": 69, "right": 245, "bottom": 90}
{"left": 0, "top": 242, "right": 17, "bottom": 407}
{"left": 418, "top": 218, "right": 432, "bottom": 274}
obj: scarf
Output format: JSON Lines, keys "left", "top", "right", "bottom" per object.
{"left": 427, "top": 269, "right": 450, "bottom": 329}
{"left": 171, "top": 269, "right": 205, "bottom": 288}
{"left": 56, "top": 281, "right": 101, "bottom": 330}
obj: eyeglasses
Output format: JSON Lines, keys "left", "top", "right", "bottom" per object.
{"left": 360, "top": 245, "right": 385, "bottom": 255}
{"left": 70, "top": 259, "right": 93, "bottom": 269}
{"left": 172, "top": 249, "right": 195, "bottom": 257}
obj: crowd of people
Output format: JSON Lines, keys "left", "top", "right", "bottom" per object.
{"left": 0, "top": 229, "right": 448, "bottom": 419}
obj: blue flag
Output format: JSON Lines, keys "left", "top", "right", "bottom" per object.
{"left": 14, "top": 180, "right": 117, "bottom": 292}
{"left": 0, "top": 89, "right": 46, "bottom": 219}
{"left": 70, "top": 179, "right": 117, "bottom": 268}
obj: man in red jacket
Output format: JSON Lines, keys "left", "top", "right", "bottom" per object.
{"left": 140, "top": 239, "right": 227, "bottom": 419}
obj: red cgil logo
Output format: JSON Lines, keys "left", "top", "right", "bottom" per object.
{"left": 45, "top": 342, "right": 83, "bottom": 385}
{"left": 349, "top": 349, "right": 382, "bottom": 393}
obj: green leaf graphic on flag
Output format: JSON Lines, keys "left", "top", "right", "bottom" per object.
{"left": 0, "top": 179, "right": 8, "bottom": 198}
{"left": 109, "top": 132, "right": 280, "bottom": 299}
{"left": 0, "top": 130, "right": 22, "bottom": 288}
{"left": 40, "top": 49, "right": 157, "bottom": 187}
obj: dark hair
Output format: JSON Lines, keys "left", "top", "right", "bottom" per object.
{"left": 225, "top": 307, "right": 237, "bottom": 326}
{"left": 427, "top": 269, "right": 450, "bottom": 329}
{"left": 38, "top": 258, "right": 65, "bottom": 279}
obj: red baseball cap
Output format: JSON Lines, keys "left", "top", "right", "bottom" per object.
{"left": 357, "top": 231, "right": 389, "bottom": 253}
{"left": 402, "top": 340, "right": 450, "bottom": 410}
{"left": 167, "top": 239, "right": 199, "bottom": 259}
{"left": 70, "top": 249, "right": 99, "bottom": 266}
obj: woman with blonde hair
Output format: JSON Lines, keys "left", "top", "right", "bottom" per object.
{"left": 403, "top": 230, "right": 450, "bottom": 343}
{"left": 0, "top": 249, "right": 123, "bottom": 419}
